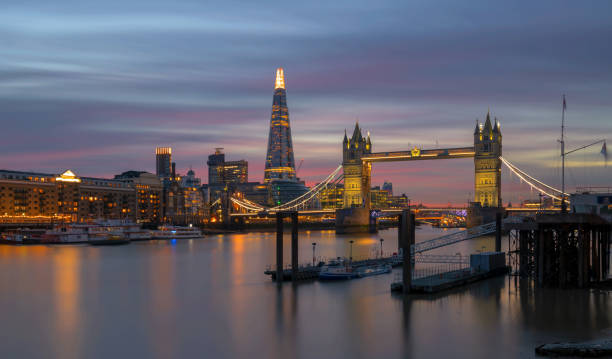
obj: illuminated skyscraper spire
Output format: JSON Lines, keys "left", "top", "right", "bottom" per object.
{"left": 264, "top": 67, "right": 296, "bottom": 183}
{"left": 275, "top": 68, "right": 285, "bottom": 89}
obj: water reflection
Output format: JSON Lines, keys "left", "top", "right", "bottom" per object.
{"left": 148, "top": 245, "right": 177, "bottom": 358}
{"left": 0, "top": 226, "right": 609, "bottom": 359}
{"left": 52, "top": 246, "right": 81, "bottom": 358}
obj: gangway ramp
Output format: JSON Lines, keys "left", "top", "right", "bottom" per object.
{"left": 412, "top": 222, "right": 497, "bottom": 254}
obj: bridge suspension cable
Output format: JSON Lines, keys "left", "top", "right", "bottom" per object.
{"left": 270, "top": 165, "right": 342, "bottom": 211}
{"left": 230, "top": 164, "right": 343, "bottom": 212}
{"left": 500, "top": 156, "right": 569, "bottom": 202}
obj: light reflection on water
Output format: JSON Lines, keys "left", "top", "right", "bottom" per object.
{"left": 0, "top": 225, "right": 610, "bottom": 359}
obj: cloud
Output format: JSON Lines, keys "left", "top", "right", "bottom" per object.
{"left": 1, "top": 0, "right": 611, "bottom": 204}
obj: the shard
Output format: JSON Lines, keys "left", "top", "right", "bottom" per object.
{"left": 264, "top": 68, "right": 297, "bottom": 183}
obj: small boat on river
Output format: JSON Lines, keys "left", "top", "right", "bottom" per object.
{"left": 356, "top": 264, "right": 392, "bottom": 277}
{"left": 89, "top": 234, "right": 130, "bottom": 246}
{"left": 319, "top": 265, "right": 358, "bottom": 280}
{"left": 151, "top": 225, "right": 203, "bottom": 240}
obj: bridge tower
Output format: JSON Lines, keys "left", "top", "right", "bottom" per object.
{"left": 474, "top": 110, "right": 502, "bottom": 207}
{"left": 342, "top": 122, "right": 372, "bottom": 208}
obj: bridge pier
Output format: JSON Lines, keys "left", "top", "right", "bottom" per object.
{"left": 275, "top": 211, "right": 300, "bottom": 282}
{"left": 397, "top": 212, "right": 404, "bottom": 253}
{"left": 291, "top": 212, "right": 299, "bottom": 282}
{"left": 495, "top": 212, "right": 502, "bottom": 252}
{"left": 276, "top": 212, "right": 283, "bottom": 285}
{"left": 401, "top": 210, "right": 415, "bottom": 294}
{"left": 335, "top": 208, "right": 376, "bottom": 234}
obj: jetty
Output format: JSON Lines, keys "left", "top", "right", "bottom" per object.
{"left": 265, "top": 255, "right": 402, "bottom": 281}
{"left": 391, "top": 265, "right": 510, "bottom": 293}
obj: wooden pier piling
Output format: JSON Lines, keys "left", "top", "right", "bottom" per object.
{"left": 291, "top": 212, "right": 299, "bottom": 282}
{"left": 495, "top": 212, "right": 502, "bottom": 252}
{"left": 397, "top": 212, "right": 404, "bottom": 252}
{"left": 508, "top": 213, "right": 610, "bottom": 288}
{"left": 401, "top": 210, "right": 415, "bottom": 293}
{"left": 276, "top": 212, "right": 283, "bottom": 285}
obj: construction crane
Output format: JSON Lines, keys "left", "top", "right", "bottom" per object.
{"left": 296, "top": 159, "right": 304, "bottom": 176}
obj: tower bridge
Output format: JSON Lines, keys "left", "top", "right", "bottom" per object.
{"left": 228, "top": 110, "right": 568, "bottom": 231}
{"left": 337, "top": 111, "right": 501, "bottom": 232}
{"left": 342, "top": 112, "right": 500, "bottom": 210}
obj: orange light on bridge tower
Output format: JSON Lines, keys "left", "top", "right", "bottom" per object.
{"left": 275, "top": 68, "right": 285, "bottom": 89}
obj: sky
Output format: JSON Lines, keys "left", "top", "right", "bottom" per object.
{"left": 1, "top": 0, "right": 611, "bottom": 205}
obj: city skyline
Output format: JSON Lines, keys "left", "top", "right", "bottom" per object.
{"left": 1, "top": 1, "right": 611, "bottom": 205}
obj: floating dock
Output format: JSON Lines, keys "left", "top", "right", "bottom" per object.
{"left": 391, "top": 266, "right": 510, "bottom": 293}
{"left": 265, "top": 255, "right": 402, "bottom": 282}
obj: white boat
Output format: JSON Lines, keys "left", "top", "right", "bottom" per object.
{"left": 40, "top": 220, "right": 144, "bottom": 244}
{"left": 151, "top": 225, "right": 203, "bottom": 240}
{"left": 91, "top": 220, "right": 152, "bottom": 240}
{"left": 356, "top": 264, "right": 392, "bottom": 277}
{"left": 42, "top": 225, "right": 95, "bottom": 243}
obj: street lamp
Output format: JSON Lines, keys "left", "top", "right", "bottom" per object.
{"left": 349, "top": 240, "right": 354, "bottom": 263}
{"left": 312, "top": 242, "right": 317, "bottom": 266}
{"left": 380, "top": 238, "right": 384, "bottom": 258}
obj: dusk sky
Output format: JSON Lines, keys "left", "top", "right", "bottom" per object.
{"left": 1, "top": 1, "right": 611, "bottom": 205}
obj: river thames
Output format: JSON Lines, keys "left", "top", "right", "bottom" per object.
{"left": 1, "top": 226, "right": 610, "bottom": 358}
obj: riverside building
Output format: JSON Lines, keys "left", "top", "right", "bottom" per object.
{"left": 0, "top": 169, "right": 138, "bottom": 222}
{"left": 114, "top": 171, "right": 163, "bottom": 224}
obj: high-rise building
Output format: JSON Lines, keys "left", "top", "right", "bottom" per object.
{"left": 382, "top": 181, "right": 393, "bottom": 196}
{"left": 207, "top": 148, "right": 248, "bottom": 186}
{"left": 156, "top": 147, "right": 172, "bottom": 178}
{"left": 205, "top": 148, "right": 249, "bottom": 204}
{"left": 207, "top": 148, "right": 226, "bottom": 186}
{"left": 264, "top": 68, "right": 296, "bottom": 183}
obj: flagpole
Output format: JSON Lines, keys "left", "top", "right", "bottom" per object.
{"left": 561, "top": 94, "right": 567, "bottom": 213}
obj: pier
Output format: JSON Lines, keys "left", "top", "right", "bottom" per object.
{"left": 391, "top": 266, "right": 510, "bottom": 294}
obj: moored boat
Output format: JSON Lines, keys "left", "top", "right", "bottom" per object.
{"left": 151, "top": 225, "right": 202, "bottom": 240}
{"left": 41, "top": 225, "right": 90, "bottom": 244}
{"left": 319, "top": 265, "right": 358, "bottom": 280}
{"left": 0, "top": 231, "right": 43, "bottom": 245}
{"left": 356, "top": 264, "right": 392, "bottom": 277}
{"left": 91, "top": 220, "right": 151, "bottom": 241}
{"left": 89, "top": 233, "right": 130, "bottom": 246}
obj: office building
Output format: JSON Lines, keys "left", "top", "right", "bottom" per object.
{"left": 264, "top": 68, "right": 297, "bottom": 183}
{"left": 156, "top": 147, "right": 172, "bottom": 178}
{"left": 206, "top": 148, "right": 249, "bottom": 203}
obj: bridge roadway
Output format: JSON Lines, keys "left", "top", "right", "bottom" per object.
{"left": 229, "top": 206, "right": 559, "bottom": 217}
{"left": 360, "top": 146, "right": 476, "bottom": 163}
{"left": 228, "top": 207, "right": 468, "bottom": 217}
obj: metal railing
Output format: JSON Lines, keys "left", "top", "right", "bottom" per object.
{"left": 394, "top": 263, "right": 472, "bottom": 284}
{"left": 415, "top": 254, "right": 469, "bottom": 264}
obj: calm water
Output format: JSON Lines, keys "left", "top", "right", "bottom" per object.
{"left": 1, "top": 226, "right": 611, "bottom": 359}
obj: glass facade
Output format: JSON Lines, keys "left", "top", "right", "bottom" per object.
{"left": 156, "top": 147, "right": 172, "bottom": 178}
{"left": 264, "top": 68, "right": 296, "bottom": 183}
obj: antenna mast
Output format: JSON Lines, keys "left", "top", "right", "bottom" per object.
{"left": 560, "top": 95, "right": 567, "bottom": 213}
